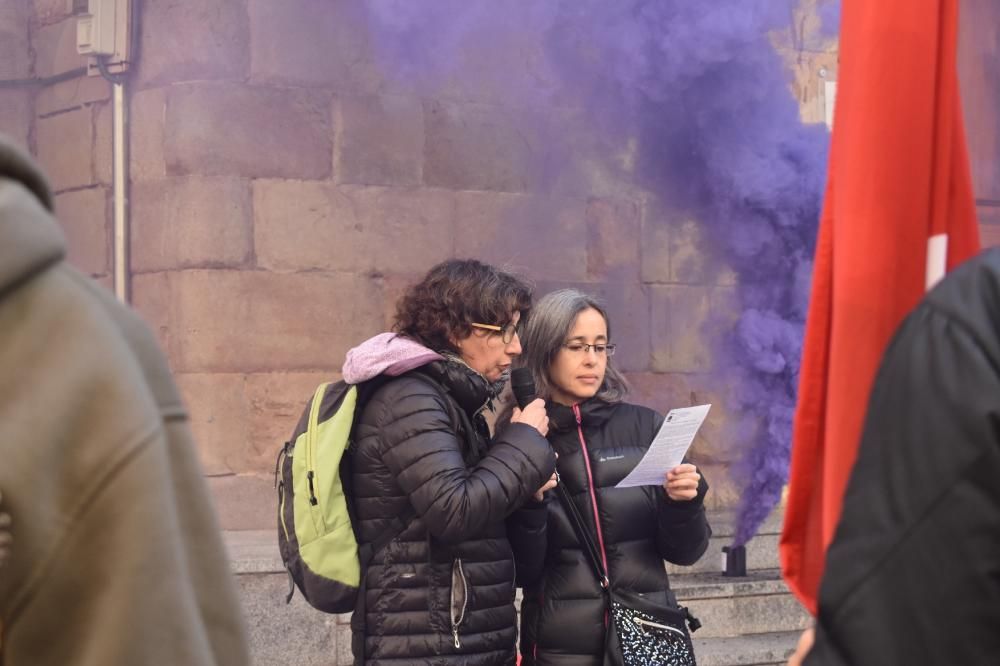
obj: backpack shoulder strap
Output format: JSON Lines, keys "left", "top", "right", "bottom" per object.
{"left": 406, "top": 371, "right": 486, "bottom": 461}
{"left": 352, "top": 370, "right": 479, "bottom": 564}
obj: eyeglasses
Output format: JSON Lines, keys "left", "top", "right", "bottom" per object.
{"left": 562, "top": 342, "right": 617, "bottom": 356}
{"left": 470, "top": 320, "right": 521, "bottom": 344}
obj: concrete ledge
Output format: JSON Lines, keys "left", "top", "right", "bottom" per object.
{"left": 227, "top": 530, "right": 284, "bottom": 574}
{"left": 667, "top": 531, "right": 780, "bottom": 575}
{"left": 225, "top": 507, "right": 787, "bottom": 576}
{"left": 673, "top": 569, "right": 794, "bottom": 600}
{"left": 225, "top": 508, "right": 801, "bottom": 661}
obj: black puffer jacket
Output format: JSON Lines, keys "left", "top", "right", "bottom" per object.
{"left": 509, "top": 399, "right": 710, "bottom": 665}
{"left": 805, "top": 249, "right": 1000, "bottom": 665}
{"left": 350, "top": 359, "right": 555, "bottom": 665}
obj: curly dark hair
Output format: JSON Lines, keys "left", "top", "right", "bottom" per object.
{"left": 394, "top": 259, "right": 533, "bottom": 353}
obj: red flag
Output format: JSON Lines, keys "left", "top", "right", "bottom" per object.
{"left": 780, "top": 0, "right": 980, "bottom": 614}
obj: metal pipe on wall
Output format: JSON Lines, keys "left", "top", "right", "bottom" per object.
{"left": 112, "top": 79, "right": 128, "bottom": 303}
{"left": 89, "top": 0, "right": 137, "bottom": 304}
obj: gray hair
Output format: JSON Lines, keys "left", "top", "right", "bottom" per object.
{"left": 517, "top": 289, "right": 628, "bottom": 404}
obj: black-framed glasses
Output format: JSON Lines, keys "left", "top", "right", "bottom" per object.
{"left": 561, "top": 342, "right": 617, "bottom": 356}
{"left": 470, "top": 320, "right": 521, "bottom": 344}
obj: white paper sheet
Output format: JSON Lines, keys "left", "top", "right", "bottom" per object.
{"left": 615, "top": 404, "right": 711, "bottom": 488}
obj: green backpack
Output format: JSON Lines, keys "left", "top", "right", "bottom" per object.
{"left": 275, "top": 373, "right": 475, "bottom": 614}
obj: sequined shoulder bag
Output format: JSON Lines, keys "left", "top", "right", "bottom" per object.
{"left": 555, "top": 484, "right": 699, "bottom": 666}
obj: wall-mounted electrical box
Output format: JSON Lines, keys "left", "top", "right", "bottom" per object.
{"left": 76, "top": 0, "right": 131, "bottom": 75}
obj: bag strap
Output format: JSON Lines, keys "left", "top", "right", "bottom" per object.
{"left": 555, "top": 483, "right": 609, "bottom": 589}
{"left": 346, "top": 378, "right": 414, "bottom": 567}
{"left": 354, "top": 371, "right": 481, "bottom": 565}
{"left": 307, "top": 382, "right": 328, "bottom": 443}
{"left": 557, "top": 482, "right": 703, "bottom": 635}
{"left": 408, "top": 371, "right": 485, "bottom": 462}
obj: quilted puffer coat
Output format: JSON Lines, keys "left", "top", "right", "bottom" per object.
{"left": 348, "top": 348, "right": 555, "bottom": 665}
{"left": 508, "top": 399, "right": 710, "bottom": 665}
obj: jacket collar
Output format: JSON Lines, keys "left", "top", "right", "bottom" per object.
{"left": 419, "top": 355, "right": 496, "bottom": 416}
{"left": 548, "top": 398, "right": 617, "bottom": 431}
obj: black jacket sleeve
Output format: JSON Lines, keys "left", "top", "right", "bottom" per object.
{"left": 643, "top": 408, "right": 711, "bottom": 566}
{"left": 506, "top": 495, "right": 550, "bottom": 587}
{"left": 655, "top": 470, "right": 711, "bottom": 565}
{"left": 366, "top": 377, "right": 556, "bottom": 543}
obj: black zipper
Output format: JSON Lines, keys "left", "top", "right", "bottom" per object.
{"left": 451, "top": 558, "right": 469, "bottom": 648}
{"left": 306, "top": 470, "right": 318, "bottom": 506}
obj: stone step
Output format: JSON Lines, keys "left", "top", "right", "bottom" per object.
{"left": 226, "top": 505, "right": 799, "bottom": 665}
{"left": 693, "top": 631, "right": 802, "bottom": 666}
{"left": 226, "top": 505, "right": 786, "bottom": 571}
{"left": 673, "top": 569, "right": 810, "bottom": 639}
{"left": 232, "top": 569, "right": 808, "bottom": 665}
{"left": 235, "top": 569, "right": 809, "bottom": 665}
{"left": 226, "top": 523, "right": 782, "bottom": 581}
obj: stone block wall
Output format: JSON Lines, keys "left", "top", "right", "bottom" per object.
{"left": 4, "top": 0, "right": 113, "bottom": 287}
{"left": 958, "top": 0, "right": 1000, "bottom": 237}
{"left": 0, "top": 0, "right": 32, "bottom": 147}
{"left": 10, "top": 0, "right": 845, "bottom": 531}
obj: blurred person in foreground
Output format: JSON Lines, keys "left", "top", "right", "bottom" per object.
{"left": 0, "top": 494, "right": 9, "bottom": 569}
{"left": 788, "top": 249, "right": 1000, "bottom": 665}
{"left": 0, "top": 135, "right": 249, "bottom": 665}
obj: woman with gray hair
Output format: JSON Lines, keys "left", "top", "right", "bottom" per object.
{"left": 507, "top": 289, "right": 712, "bottom": 665}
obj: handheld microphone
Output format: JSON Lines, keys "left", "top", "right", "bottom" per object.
{"left": 510, "top": 367, "right": 537, "bottom": 409}
{"left": 511, "top": 367, "right": 558, "bottom": 488}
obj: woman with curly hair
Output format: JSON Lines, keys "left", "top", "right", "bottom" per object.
{"left": 341, "top": 259, "right": 557, "bottom": 665}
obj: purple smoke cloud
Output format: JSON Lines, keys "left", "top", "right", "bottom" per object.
{"left": 364, "top": 1, "right": 838, "bottom": 546}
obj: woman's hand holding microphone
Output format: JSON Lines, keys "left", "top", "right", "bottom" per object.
{"left": 509, "top": 368, "right": 557, "bottom": 502}
{"left": 510, "top": 397, "right": 549, "bottom": 437}
{"left": 511, "top": 398, "right": 557, "bottom": 501}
